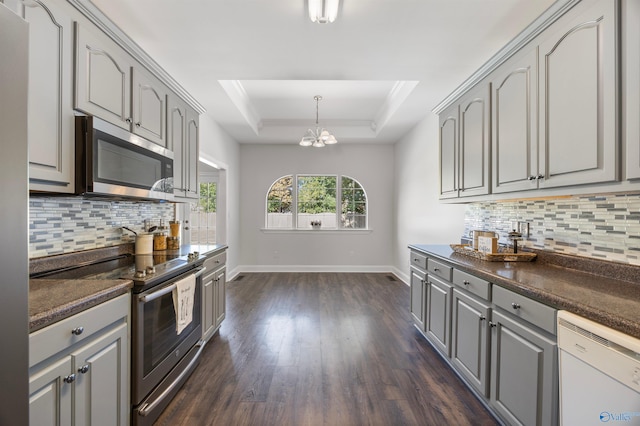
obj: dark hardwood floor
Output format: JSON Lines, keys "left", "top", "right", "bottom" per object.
{"left": 155, "top": 273, "right": 499, "bottom": 425}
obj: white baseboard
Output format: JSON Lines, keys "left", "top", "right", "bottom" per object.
{"left": 392, "top": 267, "right": 409, "bottom": 285}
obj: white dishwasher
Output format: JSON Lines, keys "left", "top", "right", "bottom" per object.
{"left": 557, "top": 311, "right": 640, "bottom": 426}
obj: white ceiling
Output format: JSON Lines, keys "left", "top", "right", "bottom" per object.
{"left": 90, "top": 0, "right": 556, "bottom": 145}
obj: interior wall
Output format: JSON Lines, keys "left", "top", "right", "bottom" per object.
{"left": 393, "top": 114, "right": 467, "bottom": 282}
{"left": 238, "top": 143, "right": 394, "bottom": 271}
{"left": 198, "top": 113, "right": 240, "bottom": 276}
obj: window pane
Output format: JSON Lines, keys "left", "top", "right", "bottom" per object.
{"left": 193, "top": 182, "right": 217, "bottom": 244}
{"left": 341, "top": 177, "right": 366, "bottom": 229}
{"left": 267, "top": 176, "right": 293, "bottom": 228}
{"left": 297, "top": 175, "right": 337, "bottom": 228}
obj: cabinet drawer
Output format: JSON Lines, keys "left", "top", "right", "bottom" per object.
{"left": 410, "top": 251, "right": 427, "bottom": 270}
{"left": 427, "top": 259, "right": 453, "bottom": 281}
{"left": 204, "top": 250, "right": 226, "bottom": 271}
{"left": 29, "top": 293, "right": 129, "bottom": 367}
{"left": 452, "top": 269, "right": 491, "bottom": 300}
{"left": 492, "top": 285, "right": 556, "bottom": 335}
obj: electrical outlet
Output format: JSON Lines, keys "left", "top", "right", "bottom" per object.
{"left": 517, "top": 221, "right": 530, "bottom": 238}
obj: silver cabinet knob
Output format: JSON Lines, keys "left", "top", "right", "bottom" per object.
{"left": 135, "top": 122, "right": 141, "bottom": 127}
{"left": 479, "top": 316, "right": 486, "bottom": 321}
{"left": 78, "top": 365, "right": 90, "bottom": 374}
{"left": 463, "top": 280, "right": 470, "bottom": 286}
{"left": 489, "top": 321, "right": 497, "bottom": 328}
{"left": 528, "top": 175, "right": 536, "bottom": 181}
{"left": 433, "top": 267, "right": 440, "bottom": 272}
{"left": 511, "top": 302, "right": 521, "bottom": 310}
{"left": 63, "top": 374, "right": 76, "bottom": 384}
{"left": 125, "top": 117, "right": 133, "bottom": 124}
{"left": 536, "top": 174, "right": 544, "bottom": 180}
{"left": 71, "top": 326, "right": 84, "bottom": 336}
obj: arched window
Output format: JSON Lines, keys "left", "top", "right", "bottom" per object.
{"left": 265, "top": 174, "right": 368, "bottom": 230}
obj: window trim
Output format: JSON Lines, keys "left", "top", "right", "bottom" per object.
{"left": 265, "top": 173, "right": 369, "bottom": 231}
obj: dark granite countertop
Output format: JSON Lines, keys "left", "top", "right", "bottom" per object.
{"left": 29, "top": 278, "right": 132, "bottom": 332}
{"left": 28, "top": 244, "right": 228, "bottom": 332}
{"left": 409, "top": 244, "right": 640, "bottom": 339}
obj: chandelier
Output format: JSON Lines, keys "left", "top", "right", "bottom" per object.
{"left": 299, "top": 95, "right": 338, "bottom": 148}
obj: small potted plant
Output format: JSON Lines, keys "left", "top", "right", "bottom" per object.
{"left": 310, "top": 220, "right": 322, "bottom": 229}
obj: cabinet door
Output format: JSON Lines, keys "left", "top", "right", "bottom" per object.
{"left": 490, "top": 310, "right": 558, "bottom": 426}
{"left": 439, "top": 105, "right": 459, "bottom": 199}
{"left": 132, "top": 67, "right": 168, "bottom": 147}
{"left": 625, "top": 0, "right": 640, "bottom": 179}
{"left": 425, "top": 275, "right": 453, "bottom": 357}
{"left": 29, "top": 356, "right": 73, "bottom": 426}
{"left": 72, "top": 323, "right": 128, "bottom": 426}
{"left": 202, "top": 271, "right": 215, "bottom": 341}
{"left": 75, "top": 22, "right": 132, "bottom": 130}
{"left": 459, "top": 85, "right": 491, "bottom": 197}
{"left": 215, "top": 268, "right": 226, "bottom": 328}
{"left": 538, "top": 0, "right": 618, "bottom": 189}
{"left": 492, "top": 49, "right": 538, "bottom": 193}
{"left": 20, "top": 0, "right": 74, "bottom": 192}
{"left": 185, "top": 109, "right": 200, "bottom": 199}
{"left": 451, "top": 289, "right": 490, "bottom": 397}
{"left": 409, "top": 267, "right": 426, "bottom": 331}
{"left": 168, "top": 93, "right": 187, "bottom": 196}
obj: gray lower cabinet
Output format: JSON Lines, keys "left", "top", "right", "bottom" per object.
{"left": 451, "top": 288, "right": 490, "bottom": 397}
{"left": 28, "top": 294, "right": 130, "bottom": 426}
{"left": 409, "top": 266, "right": 426, "bottom": 331}
{"left": 425, "top": 275, "right": 453, "bottom": 357}
{"left": 202, "top": 250, "right": 226, "bottom": 342}
{"left": 490, "top": 309, "right": 558, "bottom": 426}
{"left": 409, "top": 249, "right": 558, "bottom": 426}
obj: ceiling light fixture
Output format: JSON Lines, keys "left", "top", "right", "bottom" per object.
{"left": 308, "top": 0, "right": 339, "bottom": 24}
{"left": 299, "top": 95, "right": 338, "bottom": 148}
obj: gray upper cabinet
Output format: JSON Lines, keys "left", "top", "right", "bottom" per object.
{"left": 458, "top": 85, "right": 491, "bottom": 197}
{"left": 169, "top": 92, "right": 200, "bottom": 199}
{"left": 439, "top": 104, "right": 459, "bottom": 199}
{"left": 439, "top": 84, "right": 491, "bottom": 200}
{"left": 625, "top": 0, "right": 640, "bottom": 180}
{"left": 491, "top": 49, "right": 538, "bottom": 194}
{"left": 75, "top": 22, "right": 131, "bottom": 130}
{"left": 75, "top": 22, "right": 169, "bottom": 148}
{"left": 7, "top": 0, "right": 75, "bottom": 193}
{"left": 131, "top": 67, "right": 168, "bottom": 148}
{"left": 537, "top": 0, "right": 618, "bottom": 189}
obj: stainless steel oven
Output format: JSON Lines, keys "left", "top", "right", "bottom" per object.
{"left": 132, "top": 265, "right": 207, "bottom": 426}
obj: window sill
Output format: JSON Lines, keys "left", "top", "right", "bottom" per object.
{"left": 261, "top": 228, "right": 372, "bottom": 234}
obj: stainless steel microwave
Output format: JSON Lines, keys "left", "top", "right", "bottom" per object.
{"left": 75, "top": 116, "right": 174, "bottom": 201}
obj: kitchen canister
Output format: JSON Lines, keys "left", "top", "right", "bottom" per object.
{"left": 135, "top": 234, "right": 153, "bottom": 254}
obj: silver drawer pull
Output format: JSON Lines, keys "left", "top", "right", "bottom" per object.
{"left": 511, "top": 302, "right": 521, "bottom": 310}
{"left": 71, "top": 326, "right": 84, "bottom": 336}
{"left": 489, "top": 321, "right": 497, "bottom": 328}
{"left": 433, "top": 267, "right": 440, "bottom": 272}
{"left": 78, "top": 365, "right": 90, "bottom": 374}
{"left": 63, "top": 374, "right": 76, "bottom": 384}
{"left": 479, "top": 316, "right": 486, "bottom": 321}
{"left": 463, "top": 280, "right": 470, "bottom": 286}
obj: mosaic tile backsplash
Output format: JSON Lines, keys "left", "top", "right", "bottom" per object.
{"left": 464, "top": 193, "right": 640, "bottom": 265}
{"left": 29, "top": 196, "right": 175, "bottom": 259}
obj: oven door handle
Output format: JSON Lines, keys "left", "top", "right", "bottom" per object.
{"left": 139, "top": 266, "right": 206, "bottom": 303}
{"left": 137, "top": 339, "right": 207, "bottom": 417}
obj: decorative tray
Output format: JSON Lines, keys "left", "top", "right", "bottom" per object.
{"left": 450, "top": 244, "right": 537, "bottom": 262}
